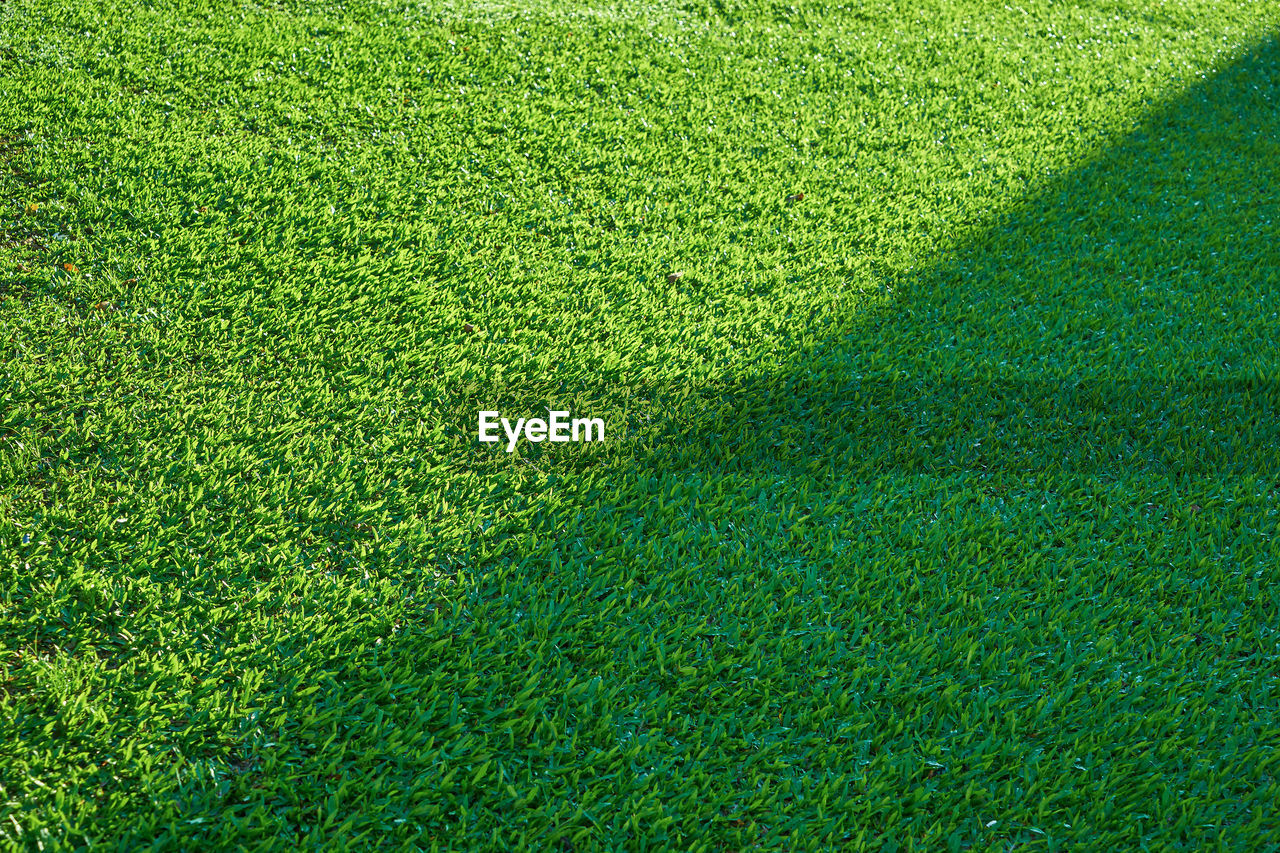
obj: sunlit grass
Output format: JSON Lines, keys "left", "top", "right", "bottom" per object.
{"left": 2, "top": 0, "right": 1279, "bottom": 849}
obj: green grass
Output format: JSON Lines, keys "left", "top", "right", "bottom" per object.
{"left": 2, "top": 0, "right": 1279, "bottom": 848}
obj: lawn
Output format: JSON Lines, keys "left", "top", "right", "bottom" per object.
{"left": 2, "top": 0, "right": 1279, "bottom": 849}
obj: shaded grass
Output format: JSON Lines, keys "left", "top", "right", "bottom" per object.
{"left": 2, "top": 0, "right": 1279, "bottom": 850}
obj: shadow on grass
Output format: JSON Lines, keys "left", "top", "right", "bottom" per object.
{"left": 139, "top": 33, "right": 1280, "bottom": 851}
{"left": 596, "top": 34, "right": 1280, "bottom": 492}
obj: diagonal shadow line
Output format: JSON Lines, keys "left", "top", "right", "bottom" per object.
{"left": 430, "top": 35, "right": 1280, "bottom": 575}
{"left": 535, "top": 33, "right": 1280, "bottom": 490}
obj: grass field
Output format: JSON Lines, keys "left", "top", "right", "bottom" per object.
{"left": 3, "top": 0, "right": 1280, "bottom": 849}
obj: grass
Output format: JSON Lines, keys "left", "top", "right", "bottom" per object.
{"left": 2, "top": 0, "right": 1279, "bottom": 849}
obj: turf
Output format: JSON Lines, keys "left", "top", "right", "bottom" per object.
{"left": 2, "top": 0, "right": 1279, "bottom": 849}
